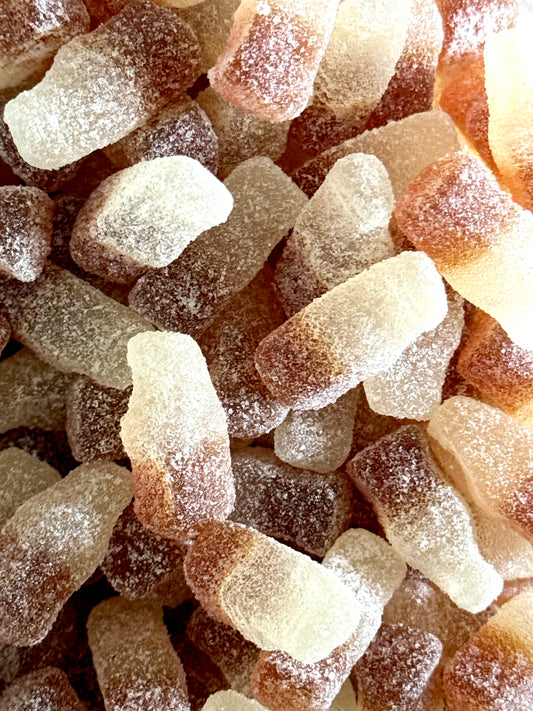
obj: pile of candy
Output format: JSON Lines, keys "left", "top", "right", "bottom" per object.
{"left": 0, "top": 0, "right": 533, "bottom": 709}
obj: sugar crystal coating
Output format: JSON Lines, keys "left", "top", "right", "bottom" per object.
{"left": 428, "top": 395, "right": 533, "bottom": 545}
{"left": 184, "top": 521, "right": 360, "bottom": 664}
{"left": 66, "top": 377, "right": 130, "bottom": 462}
{"left": 199, "top": 267, "right": 289, "bottom": 439}
{"left": 0, "top": 186, "right": 54, "bottom": 282}
{"left": 485, "top": 23, "right": 533, "bottom": 210}
{"left": 274, "top": 154, "right": 395, "bottom": 316}
{"left": 121, "top": 331, "right": 234, "bottom": 542}
{"left": 104, "top": 97, "right": 219, "bottom": 174}
{"left": 395, "top": 151, "right": 533, "bottom": 350}
{"left": 0, "top": 264, "right": 154, "bottom": 389}
{"left": 201, "top": 690, "right": 267, "bottom": 711}
{"left": 255, "top": 251, "right": 447, "bottom": 410}
{"left": 250, "top": 529, "right": 406, "bottom": 711}
{"left": 208, "top": 0, "right": 340, "bottom": 122}
{"left": 313, "top": 0, "right": 411, "bottom": 125}
{"left": 0, "top": 349, "right": 74, "bottom": 434}
{"left": 0, "top": 448, "right": 60, "bottom": 528}
{"left": 0, "top": 0, "right": 90, "bottom": 92}
{"left": 347, "top": 424, "right": 503, "bottom": 612}
{"left": 364, "top": 290, "right": 464, "bottom": 420}
{"left": 87, "top": 597, "right": 190, "bottom": 711}
{"left": 292, "top": 110, "right": 460, "bottom": 199}
{"left": 230, "top": 447, "right": 353, "bottom": 557}
{"left": 0, "top": 666, "right": 86, "bottom": 711}
{"left": 196, "top": 88, "right": 289, "bottom": 179}
{"left": 443, "top": 591, "right": 533, "bottom": 710}
{"left": 70, "top": 156, "right": 233, "bottom": 282}
{"left": 457, "top": 311, "right": 533, "bottom": 427}
{"left": 4, "top": 0, "right": 201, "bottom": 169}
{"left": 352, "top": 623, "right": 443, "bottom": 711}
{"left": 273, "top": 390, "right": 358, "bottom": 474}
{"left": 0, "top": 460, "right": 133, "bottom": 646}
{"left": 102, "top": 503, "right": 191, "bottom": 608}
{"left": 129, "top": 157, "right": 307, "bottom": 338}
{"left": 187, "top": 607, "right": 260, "bottom": 696}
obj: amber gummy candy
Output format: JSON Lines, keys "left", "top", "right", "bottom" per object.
{"left": 4, "top": 0, "right": 201, "bottom": 169}
{"left": 129, "top": 157, "right": 306, "bottom": 338}
{"left": 363, "top": 290, "right": 464, "bottom": 420}
{"left": 196, "top": 88, "right": 288, "bottom": 179}
{"left": 313, "top": 0, "right": 411, "bottom": 125}
{"left": 66, "top": 377, "right": 129, "bottom": 462}
{"left": 485, "top": 22, "right": 533, "bottom": 210}
{"left": 436, "top": 0, "right": 518, "bottom": 80}
{"left": 0, "top": 448, "right": 60, "bottom": 527}
{"left": 187, "top": 607, "right": 260, "bottom": 696}
{"left": 0, "top": 349, "right": 74, "bottom": 434}
{"left": 292, "top": 110, "right": 460, "bottom": 199}
{"left": 184, "top": 520, "right": 359, "bottom": 664}
{"left": 274, "top": 153, "right": 395, "bottom": 317}
{"left": 395, "top": 151, "right": 533, "bottom": 350}
{"left": 178, "top": 0, "right": 240, "bottom": 74}
{"left": 273, "top": 390, "right": 358, "bottom": 473}
{"left": 443, "top": 591, "right": 533, "bottom": 710}
{"left": 365, "top": 0, "right": 443, "bottom": 130}
{"left": 251, "top": 528, "right": 406, "bottom": 711}
{"left": 0, "top": 264, "right": 154, "bottom": 389}
{"left": 121, "top": 331, "right": 234, "bottom": 541}
{"left": 457, "top": 310, "right": 533, "bottom": 427}
{"left": 209, "top": 0, "right": 339, "bottom": 122}
{"left": 88, "top": 597, "right": 190, "bottom": 711}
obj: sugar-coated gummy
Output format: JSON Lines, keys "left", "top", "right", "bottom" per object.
{"left": 121, "top": 331, "right": 234, "bottom": 542}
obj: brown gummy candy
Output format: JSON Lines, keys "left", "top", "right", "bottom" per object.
{"left": 230, "top": 446, "right": 353, "bottom": 557}
{"left": 0, "top": 666, "right": 86, "bottom": 711}
{"left": 199, "top": 267, "right": 288, "bottom": 439}
{"left": 101, "top": 503, "right": 191, "bottom": 608}
{"left": 66, "top": 377, "right": 130, "bottom": 463}
{"left": 87, "top": 597, "right": 190, "bottom": 711}
{"left": 4, "top": 0, "right": 201, "bottom": 169}
{"left": 0, "top": 186, "right": 54, "bottom": 282}
{"left": 0, "top": 461, "right": 133, "bottom": 646}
